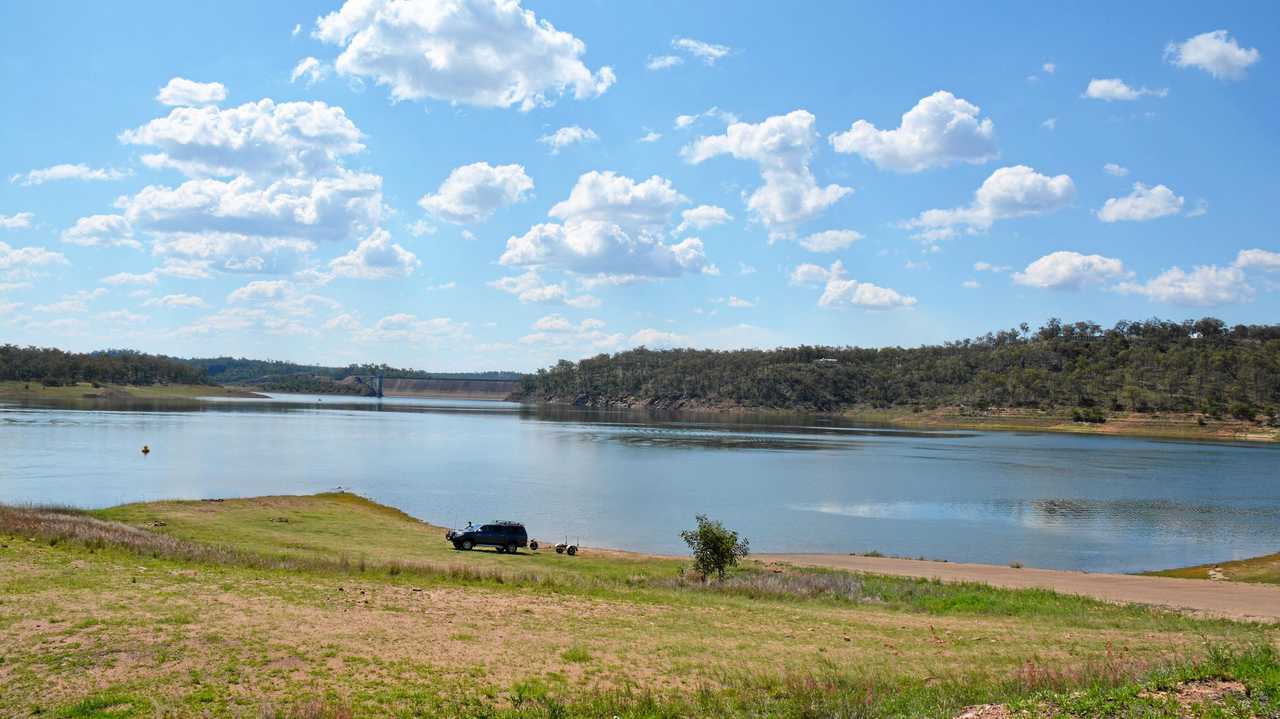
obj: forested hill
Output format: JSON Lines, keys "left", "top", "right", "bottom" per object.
{"left": 0, "top": 346, "right": 209, "bottom": 386}
{"left": 0, "top": 347, "right": 519, "bottom": 395}
{"left": 186, "top": 357, "right": 520, "bottom": 384}
{"left": 518, "top": 318, "right": 1280, "bottom": 419}
{"left": 185, "top": 357, "right": 519, "bottom": 395}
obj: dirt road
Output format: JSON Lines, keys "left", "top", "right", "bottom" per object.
{"left": 753, "top": 554, "right": 1280, "bottom": 623}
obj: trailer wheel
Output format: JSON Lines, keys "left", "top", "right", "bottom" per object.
{"left": 555, "top": 545, "right": 565, "bottom": 554}
{"left": 529, "top": 540, "right": 539, "bottom": 551}
{"left": 567, "top": 545, "right": 578, "bottom": 556}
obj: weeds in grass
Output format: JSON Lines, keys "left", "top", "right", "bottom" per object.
{"left": 656, "top": 566, "right": 1178, "bottom": 624}
{"left": 560, "top": 646, "right": 592, "bottom": 663}
{"left": 478, "top": 644, "right": 1280, "bottom": 718}
{"left": 53, "top": 693, "right": 146, "bottom": 718}
{"left": 660, "top": 567, "right": 871, "bottom": 601}
{"left": 258, "top": 699, "right": 353, "bottom": 719}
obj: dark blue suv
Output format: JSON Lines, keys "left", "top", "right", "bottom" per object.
{"left": 446, "top": 521, "right": 528, "bottom": 553}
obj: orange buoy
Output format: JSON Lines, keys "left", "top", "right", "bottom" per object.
{"left": 141, "top": 445, "right": 150, "bottom": 455}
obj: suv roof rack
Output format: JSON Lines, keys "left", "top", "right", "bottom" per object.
{"left": 493, "top": 520, "right": 524, "bottom": 526}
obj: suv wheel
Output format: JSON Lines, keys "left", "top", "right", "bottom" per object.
{"left": 461, "top": 539, "right": 474, "bottom": 550}
{"left": 507, "top": 542, "right": 518, "bottom": 554}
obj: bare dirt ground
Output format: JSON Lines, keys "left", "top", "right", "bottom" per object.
{"left": 754, "top": 554, "right": 1280, "bottom": 623}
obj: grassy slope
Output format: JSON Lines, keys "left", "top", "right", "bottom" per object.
{"left": 0, "top": 493, "right": 1275, "bottom": 718}
{"left": 1153, "top": 553, "right": 1280, "bottom": 585}
{"left": 0, "top": 380, "right": 262, "bottom": 401}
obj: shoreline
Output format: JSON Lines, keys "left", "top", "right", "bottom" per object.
{"left": 523, "top": 398, "right": 1280, "bottom": 444}
{"left": 0, "top": 380, "right": 266, "bottom": 402}
{"left": 752, "top": 552, "right": 1280, "bottom": 622}
{"left": 65, "top": 490, "right": 1280, "bottom": 620}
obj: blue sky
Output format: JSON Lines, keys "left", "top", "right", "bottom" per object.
{"left": 1, "top": 1, "right": 1277, "bottom": 371}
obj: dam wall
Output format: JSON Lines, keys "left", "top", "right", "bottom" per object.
{"left": 341, "top": 376, "right": 521, "bottom": 400}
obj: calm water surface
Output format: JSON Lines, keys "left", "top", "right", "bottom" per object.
{"left": 3, "top": 394, "right": 1278, "bottom": 573}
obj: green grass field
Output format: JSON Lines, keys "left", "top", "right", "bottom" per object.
{"left": 1, "top": 493, "right": 1277, "bottom": 717}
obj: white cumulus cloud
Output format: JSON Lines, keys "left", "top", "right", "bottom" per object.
{"left": 10, "top": 164, "right": 131, "bottom": 186}
{"left": 797, "top": 229, "right": 862, "bottom": 253}
{"left": 1083, "top": 78, "right": 1167, "bottom": 101}
{"left": 683, "top": 109, "right": 851, "bottom": 240}
{"left": 537, "top": 125, "right": 599, "bottom": 154}
{"left": 675, "top": 204, "right": 732, "bottom": 234}
{"left": 629, "top": 328, "right": 686, "bottom": 347}
{"left": 903, "top": 165, "right": 1075, "bottom": 242}
{"left": 828, "top": 91, "right": 998, "bottom": 172}
{"left": 350, "top": 313, "right": 468, "bottom": 344}
{"left": 143, "top": 294, "right": 208, "bottom": 309}
{"left": 1012, "top": 251, "right": 1129, "bottom": 290}
{"left": 311, "top": 0, "right": 614, "bottom": 110}
{"left": 671, "top": 37, "right": 732, "bottom": 65}
{"left": 156, "top": 77, "right": 228, "bottom": 107}
{"left": 0, "top": 241, "right": 67, "bottom": 274}
{"left": 418, "top": 162, "right": 534, "bottom": 224}
{"left": 61, "top": 215, "right": 141, "bottom": 249}
{"left": 1234, "top": 248, "right": 1280, "bottom": 272}
{"left": 121, "top": 172, "right": 383, "bottom": 267}
{"left": 1165, "top": 30, "right": 1261, "bottom": 81}
{"left": 290, "top": 57, "right": 329, "bottom": 86}
{"left": 488, "top": 269, "right": 598, "bottom": 307}
{"left": 120, "top": 98, "right": 365, "bottom": 178}
{"left": 1096, "top": 183, "right": 1185, "bottom": 222}
{"left": 791, "top": 260, "right": 915, "bottom": 309}
{"left": 519, "top": 314, "right": 623, "bottom": 351}
{"left": 498, "top": 171, "right": 718, "bottom": 281}
{"left": 1103, "top": 163, "right": 1129, "bottom": 177}
{"left": 1, "top": 213, "right": 35, "bottom": 229}
{"left": 101, "top": 271, "right": 158, "bottom": 286}
{"left": 35, "top": 288, "right": 107, "bottom": 314}
{"left": 328, "top": 229, "right": 420, "bottom": 279}
{"left": 646, "top": 55, "right": 683, "bottom": 71}
{"left": 1117, "top": 265, "right": 1253, "bottom": 306}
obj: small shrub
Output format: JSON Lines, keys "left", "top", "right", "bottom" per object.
{"left": 1071, "top": 407, "right": 1107, "bottom": 424}
{"left": 560, "top": 646, "right": 591, "bottom": 663}
{"left": 680, "top": 514, "right": 749, "bottom": 581}
{"left": 1229, "top": 401, "right": 1258, "bottom": 422}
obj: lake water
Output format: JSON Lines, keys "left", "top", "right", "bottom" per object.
{"left": 3, "top": 393, "right": 1278, "bottom": 573}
